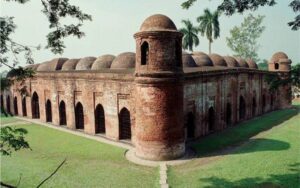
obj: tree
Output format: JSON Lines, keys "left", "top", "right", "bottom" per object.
{"left": 226, "top": 14, "right": 265, "bottom": 62}
{"left": 181, "top": 0, "right": 300, "bottom": 30}
{"left": 257, "top": 59, "right": 268, "bottom": 70}
{"left": 197, "top": 9, "right": 220, "bottom": 54}
{"left": 179, "top": 20, "right": 200, "bottom": 52}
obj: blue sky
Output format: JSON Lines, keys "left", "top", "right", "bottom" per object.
{"left": 1, "top": 0, "right": 299, "bottom": 70}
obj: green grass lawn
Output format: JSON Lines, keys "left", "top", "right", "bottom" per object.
{"left": 0, "top": 113, "right": 19, "bottom": 125}
{"left": 1, "top": 124, "right": 159, "bottom": 188}
{"left": 169, "top": 105, "right": 300, "bottom": 188}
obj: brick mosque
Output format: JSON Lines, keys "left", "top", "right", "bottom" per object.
{"left": 1, "top": 14, "right": 292, "bottom": 161}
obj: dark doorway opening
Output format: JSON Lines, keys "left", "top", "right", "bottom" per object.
{"left": 252, "top": 97, "right": 257, "bottom": 116}
{"left": 0, "top": 95, "right": 3, "bottom": 109}
{"left": 141, "top": 42, "right": 149, "bottom": 65}
{"left": 262, "top": 94, "right": 266, "bottom": 113}
{"left": 22, "top": 97, "right": 27, "bottom": 116}
{"left": 95, "top": 104, "right": 105, "bottom": 134}
{"left": 6, "top": 96, "right": 11, "bottom": 114}
{"left": 75, "top": 102, "right": 84, "bottom": 130}
{"left": 45, "top": 100, "right": 52, "bottom": 122}
{"left": 59, "top": 101, "right": 67, "bottom": 125}
{"left": 186, "top": 112, "right": 195, "bottom": 139}
{"left": 31, "top": 92, "right": 40, "bottom": 119}
{"left": 14, "top": 97, "right": 18, "bottom": 115}
{"left": 239, "top": 96, "right": 246, "bottom": 120}
{"left": 119, "top": 108, "right": 131, "bottom": 140}
{"left": 208, "top": 107, "right": 215, "bottom": 132}
{"left": 226, "top": 103, "right": 232, "bottom": 126}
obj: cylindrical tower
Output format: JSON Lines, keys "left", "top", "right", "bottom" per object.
{"left": 268, "top": 52, "right": 292, "bottom": 109}
{"left": 134, "top": 14, "right": 185, "bottom": 160}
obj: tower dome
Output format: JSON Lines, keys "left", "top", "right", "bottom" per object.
{"left": 140, "top": 14, "right": 177, "bottom": 32}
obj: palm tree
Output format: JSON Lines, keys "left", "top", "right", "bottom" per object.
{"left": 197, "top": 9, "right": 220, "bottom": 54}
{"left": 179, "top": 20, "right": 200, "bottom": 52}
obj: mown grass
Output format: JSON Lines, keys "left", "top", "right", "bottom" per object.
{"left": 169, "top": 105, "right": 300, "bottom": 188}
{"left": 1, "top": 124, "right": 159, "bottom": 188}
{"left": 0, "top": 113, "right": 19, "bottom": 125}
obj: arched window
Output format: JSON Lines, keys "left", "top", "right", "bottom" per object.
{"left": 31, "top": 92, "right": 40, "bottom": 119}
{"left": 274, "top": 63, "right": 279, "bottom": 70}
{"left": 252, "top": 97, "right": 257, "bottom": 116}
{"left": 75, "top": 102, "right": 84, "bottom": 130}
{"left": 119, "top": 107, "right": 131, "bottom": 140}
{"left": 22, "top": 97, "right": 27, "bottom": 116}
{"left": 186, "top": 112, "right": 195, "bottom": 139}
{"left": 59, "top": 101, "right": 67, "bottom": 125}
{"left": 45, "top": 99, "right": 52, "bottom": 122}
{"left": 141, "top": 41, "right": 149, "bottom": 65}
{"left": 262, "top": 94, "right": 266, "bottom": 113}
{"left": 208, "top": 107, "right": 215, "bottom": 132}
{"left": 95, "top": 104, "right": 105, "bottom": 134}
{"left": 14, "top": 97, "right": 18, "bottom": 115}
{"left": 226, "top": 103, "right": 232, "bottom": 126}
{"left": 239, "top": 96, "right": 246, "bottom": 120}
{"left": 6, "top": 96, "right": 11, "bottom": 114}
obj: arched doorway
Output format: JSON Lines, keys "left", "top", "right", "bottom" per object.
{"left": 252, "top": 97, "right": 257, "bottom": 116}
{"left": 22, "top": 97, "right": 27, "bottom": 116}
{"left": 226, "top": 103, "right": 232, "bottom": 126}
{"left": 119, "top": 108, "right": 131, "bottom": 140}
{"left": 59, "top": 101, "right": 67, "bottom": 125}
{"left": 75, "top": 102, "right": 84, "bottom": 130}
{"left": 31, "top": 92, "right": 40, "bottom": 119}
{"left": 6, "top": 96, "right": 11, "bottom": 114}
{"left": 262, "top": 94, "right": 266, "bottom": 113}
{"left": 186, "top": 112, "right": 195, "bottom": 139}
{"left": 45, "top": 100, "right": 52, "bottom": 122}
{"left": 14, "top": 97, "right": 18, "bottom": 115}
{"left": 1, "top": 95, "right": 4, "bottom": 109}
{"left": 239, "top": 96, "right": 246, "bottom": 120}
{"left": 208, "top": 107, "right": 215, "bottom": 132}
{"left": 95, "top": 104, "right": 105, "bottom": 134}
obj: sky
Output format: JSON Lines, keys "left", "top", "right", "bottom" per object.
{"left": 1, "top": 0, "right": 299, "bottom": 71}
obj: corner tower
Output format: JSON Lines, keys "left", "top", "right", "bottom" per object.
{"left": 134, "top": 14, "right": 185, "bottom": 160}
{"left": 268, "top": 52, "right": 292, "bottom": 109}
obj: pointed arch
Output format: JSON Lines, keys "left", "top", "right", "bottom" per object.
{"left": 208, "top": 107, "right": 215, "bottom": 132}
{"left": 186, "top": 112, "right": 195, "bottom": 139}
{"left": 95, "top": 104, "right": 105, "bottom": 134}
{"left": 141, "top": 41, "right": 149, "bottom": 65}
{"left": 59, "top": 100, "right": 67, "bottom": 125}
{"left": 31, "top": 92, "right": 40, "bottom": 118}
{"left": 252, "top": 97, "right": 257, "bottom": 116}
{"left": 75, "top": 102, "right": 84, "bottom": 129}
{"left": 6, "top": 95, "right": 11, "bottom": 114}
{"left": 45, "top": 99, "right": 52, "bottom": 122}
{"left": 14, "top": 96, "right": 18, "bottom": 115}
{"left": 119, "top": 107, "right": 131, "bottom": 140}
{"left": 22, "top": 97, "right": 27, "bottom": 116}
{"left": 226, "top": 103, "right": 232, "bottom": 126}
{"left": 239, "top": 96, "right": 246, "bottom": 120}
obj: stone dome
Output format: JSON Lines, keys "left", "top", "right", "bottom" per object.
{"left": 91, "top": 55, "right": 116, "bottom": 70}
{"left": 37, "top": 58, "right": 68, "bottom": 71}
{"left": 191, "top": 52, "right": 213, "bottom": 66}
{"left": 61, "top": 59, "right": 80, "bottom": 71}
{"left": 270, "top": 52, "right": 288, "bottom": 63}
{"left": 75, "top": 57, "right": 96, "bottom": 70}
{"left": 110, "top": 52, "right": 135, "bottom": 69}
{"left": 25, "top": 63, "right": 40, "bottom": 71}
{"left": 209, "top": 54, "right": 227, "bottom": 67}
{"left": 140, "top": 14, "right": 177, "bottom": 32}
{"left": 247, "top": 59, "right": 258, "bottom": 69}
{"left": 235, "top": 57, "right": 249, "bottom": 68}
{"left": 182, "top": 52, "right": 197, "bottom": 67}
{"left": 223, "top": 56, "right": 239, "bottom": 67}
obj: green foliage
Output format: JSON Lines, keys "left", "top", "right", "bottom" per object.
{"left": 181, "top": 0, "right": 300, "bottom": 30}
{"left": 0, "top": 126, "right": 30, "bottom": 156}
{"left": 179, "top": 20, "right": 199, "bottom": 52}
{"left": 197, "top": 9, "right": 220, "bottom": 54}
{"left": 226, "top": 14, "right": 265, "bottom": 62}
{"left": 290, "top": 63, "right": 300, "bottom": 87}
{"left": 257, "top": 59, "right": 268, "bottom": 70}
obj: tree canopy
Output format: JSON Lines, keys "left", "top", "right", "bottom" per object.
{"left": 179, "top": 20, "right": 200, "bottom": 52}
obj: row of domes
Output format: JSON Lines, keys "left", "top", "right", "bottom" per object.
{"left": 26, "top": 51, "right": 260, "bottom": 72}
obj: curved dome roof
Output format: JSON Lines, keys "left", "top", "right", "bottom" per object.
{"left": 191, "top": 52, "right": 213, "bottom": 66}
{"left": 223, "top": 56, "right": 239, "bottom": 67}
{"left": 37, "top": 58, "right": 68, "bottom": 71}
{"left": 75, "top": 57, "right": 96, "bottom": 70}
{"left": 182, "top": 52, "right": 197, "bottom": 67}
{"left": 270, "top": 52, "right": 288, "bottom": 63}
{"left": 209, "top": 54, "right": 227, "bottom": 67}
{"left": 91, "top": 55, "right": 115, "bottom": 70}
{"left": 235, "top": 57, "right": 249, "bottom": 68}
{"left": 110, "top": 52, "right": 135, "bottom": 69}
{"left": 140, "top": 14, "right": 177, "bottom": 32}
{"left": 247, "top": 59, "right": 258, "bottom": 69}
{"left": 25, "top": 63, "right": 40, "bottom": 71}
{"left": 62, "top": 59, "right": 80, "bottom": 71}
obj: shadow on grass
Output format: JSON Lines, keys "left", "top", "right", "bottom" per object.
{"left": 191, "top": 107, "right": 298, "bottom": 157}
{"left": 198, "top": 163, "right": 300, "bottom": 188}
